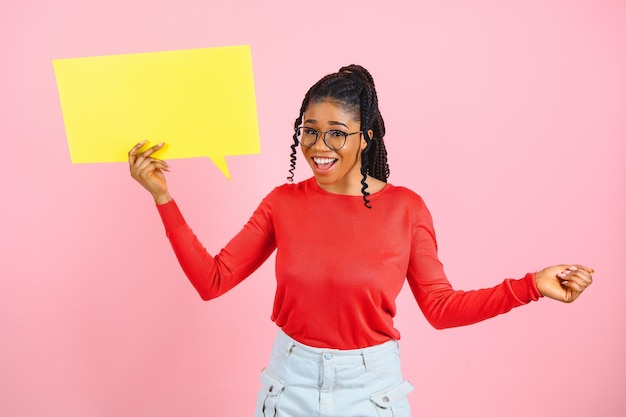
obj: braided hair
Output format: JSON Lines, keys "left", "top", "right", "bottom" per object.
{"left": 287, "top": 65, "right": 390, "bottom": 208}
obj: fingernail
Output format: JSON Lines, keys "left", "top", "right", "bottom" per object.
{"left": 568, "top": 266, "right": 578, "bottom": 271}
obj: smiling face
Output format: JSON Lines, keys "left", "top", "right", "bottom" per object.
{"left": 300, "top": 100, "right": 368, "bottom": 195}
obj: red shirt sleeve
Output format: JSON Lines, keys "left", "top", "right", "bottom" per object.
{"left": 156, "top": 197, "right": 276, "bottom": 300}
{"left": 406, "top": 198, "right": 542, "bottom": 329}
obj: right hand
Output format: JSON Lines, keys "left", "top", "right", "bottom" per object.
{"left": 535, "top": 264, "right": 594, "bottom": 303}
{"left": 128, "top": 141, "right": 172, "bottom": 204}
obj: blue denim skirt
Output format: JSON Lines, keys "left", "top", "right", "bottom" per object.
{"left": 254, "top": 329, "right": 414, "bottom": 417}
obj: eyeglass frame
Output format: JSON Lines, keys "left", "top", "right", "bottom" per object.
{"left": 295, "top": 126, "right": 364, "bottom": 151}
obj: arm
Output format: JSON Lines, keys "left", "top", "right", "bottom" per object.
{"left": 157, "top": 197, "right": 276, "bottom": 300}
{"left": 406, "top": 200, "right": 593, "bottom": 329}
{"left": 129, "top": 141, "right": 277, "bottom": 300}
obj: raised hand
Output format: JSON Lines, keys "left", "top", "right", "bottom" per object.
{"left": 535, "top": 264, "right": 594, "bottom": 303}
{"left": 128, "top": 141, "right": 172, "bottom": 204}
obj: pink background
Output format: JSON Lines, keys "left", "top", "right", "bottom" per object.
{"left": 1, "top": 1, "right": 625, "bottom": 416}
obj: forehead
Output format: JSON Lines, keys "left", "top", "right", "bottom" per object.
{"left": 303, "top": 100, "right": 359, "bottom": 124}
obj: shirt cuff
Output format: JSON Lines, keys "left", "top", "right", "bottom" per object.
{"left": 509, "top": 272, "right": 543, "bottom": 303}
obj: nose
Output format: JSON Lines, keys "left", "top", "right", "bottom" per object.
{"left": 310, "top": 131, "right": 331, "bottom": 151}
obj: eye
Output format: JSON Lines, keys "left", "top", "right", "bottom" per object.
{"left": 303, "top": 128, "right": 318, "bottom": 136}
{"left": 328, "top": 130, "right": 347, "bottom": 138}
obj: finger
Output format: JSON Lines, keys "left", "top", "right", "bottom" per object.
{"left": 136, "top": 156, "right": 168, "bottom": 171}
{"left": 152, "top": 161, "right": 170, "bottom": 172}
{"left": 560, "top": 276, "right": 589, "bottom": 292}
{"left": 128, "top": 140, "right": 147, "bottom": 165}
{"left": 561, "top": 281, "right": 586, "bottom": 294}
{"left": 572, "top": 269, "right": 593, "bottom": 286}
{"left": 557, "top": 265, "right": 594, "bottom": 277}
{"left": 132, "top": 143, "right": 166, "bottom": 169}
{"left": 575, "top": 265, "right": 595, "bottom": 274}
{"left": 557, "top": 267, "right": 592, "bottom": 280}
{"left": 135, "top": 157, "right": 169, "bottom": 175}
{"left": 560, "top": 270, "right": 593, "bottom": 291}
{"left": 137, "top": 142, "right": 165, "bottom": 162}
{"left": 155, "top": 160, "right": 170, "bottom": 169}
{"left": 557, "top": 269, "right": 572, "bottom": 279}
{"left": 565, "top": 265, "right": 595, "bottom": 274}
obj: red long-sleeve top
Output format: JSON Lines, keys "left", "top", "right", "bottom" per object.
{"left": 157, "top": 178, "right": 541, "bottom": 349}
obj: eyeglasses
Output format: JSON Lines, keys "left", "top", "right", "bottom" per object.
{"left": 295, "top": 127, "right": 363, "bottom": 151}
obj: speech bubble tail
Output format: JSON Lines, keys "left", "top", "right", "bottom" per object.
{"left": 208, "top": 155, "right": 231, "bottom": 180}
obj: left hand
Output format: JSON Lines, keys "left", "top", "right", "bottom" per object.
{"left": 535, "top": 265, "right": 594, "bottom": 303}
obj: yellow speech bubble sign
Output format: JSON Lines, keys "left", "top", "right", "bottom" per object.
{"left": 53, "top": 45, "right": 260, "bottom": 179}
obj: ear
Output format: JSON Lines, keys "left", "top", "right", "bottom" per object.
{"left": 361, "top": 129, "right": 373, "bottom": 150}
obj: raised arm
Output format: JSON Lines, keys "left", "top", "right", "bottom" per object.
{"left": 128, "top": 141, "right": 277, "bottom": 300}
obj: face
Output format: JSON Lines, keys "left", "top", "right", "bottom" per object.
{"left": 300, "top": 100, "right": 368, "bottom": 195}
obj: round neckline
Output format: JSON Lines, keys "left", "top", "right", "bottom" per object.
{"left": 307, "top": 177, "right": 392, "bottom": 199}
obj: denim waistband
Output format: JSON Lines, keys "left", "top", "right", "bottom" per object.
{"left": 273, "top": 328, "right": 399, "bottom": 365}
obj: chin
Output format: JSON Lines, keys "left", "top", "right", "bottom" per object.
{"left": 314, "top": 175, "right": 336, "bottom": 185}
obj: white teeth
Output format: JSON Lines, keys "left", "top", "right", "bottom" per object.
{"left": 313, "top": 158, "right": 336, "bottom": 164}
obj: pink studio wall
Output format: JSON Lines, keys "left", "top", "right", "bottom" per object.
{"left": 1, "top": 1, "right": 624, "bottom": 416}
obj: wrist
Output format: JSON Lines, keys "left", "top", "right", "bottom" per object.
{"left": 532, "top": 271, "right": 544, "bottom": 298}
{"left": 153, "top": 191, "right": 172, "bottom": 205}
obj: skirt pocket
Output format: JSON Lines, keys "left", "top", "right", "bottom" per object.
{"left": 370, "top": 380, "right": 414, "bottom": 417}
{"left": 257, "top": 367, "right": 286, "bottom": 417}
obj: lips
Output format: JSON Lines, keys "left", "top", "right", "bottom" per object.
{"left": 312, "top": 157, "right": 337, "bottom": 170}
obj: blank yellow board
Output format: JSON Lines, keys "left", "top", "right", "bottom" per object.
{"left": 53, "top": 45, "right": 260, "bottom": 179}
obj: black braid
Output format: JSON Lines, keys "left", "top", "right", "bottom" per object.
{"left": 287, "top": 114, "right": 303, "bottom": 182}
{"left": 360, "top": 143, "right": 372, "bottom": 208}
{"left": 358, "top": 82, "right": 373, "bottom": 208}
{"left": 288, "top": 65, "right": 390, "bottom": 208}
{"left": 287, "top": 83, "right": 319, "bottom": 182}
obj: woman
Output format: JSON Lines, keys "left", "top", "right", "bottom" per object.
{"left": 128, "top": 65, "right": 593, "bottom": 417}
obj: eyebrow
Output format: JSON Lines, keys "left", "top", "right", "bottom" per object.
{"left": 303, "top": 118, "right": 349, "bottom": 129}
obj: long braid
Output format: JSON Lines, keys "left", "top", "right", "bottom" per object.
{"left": 287, "top": 90, "right": 313, "bottom": 182}
{"left": 288, "top": 65, "right": 390, "bottom": 207}
{"left": 357, "top": 79, "right": 374, "bottom": 208}
{"left": 367, "top": 110, "right": 389, "bottom": 181}
{"left": 287, "top": 115, "right": 304, "bottom": 182}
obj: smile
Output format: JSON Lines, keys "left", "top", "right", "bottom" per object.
{"left": 313, "top": 157, "right": 337, "bottom": 169}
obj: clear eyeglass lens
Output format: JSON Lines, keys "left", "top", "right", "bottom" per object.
{"left": 296, "top": 127, "right": 347, "bottom": 150}
{"left": 324, "top": 131, "right": 347, "bottom": 150}
{"left": 297, "top": 127, "right": 318, "bottom": 147}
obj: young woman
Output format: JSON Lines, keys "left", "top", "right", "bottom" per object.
{"left": 128, "top": 65, "right": 593, "bottom": 417}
